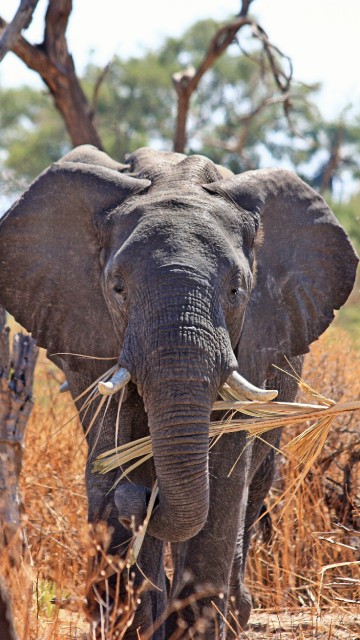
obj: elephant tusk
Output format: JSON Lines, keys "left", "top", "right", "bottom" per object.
{"left": 98, "top": 367, "right": 131, "bottom": 396}
{"left": 224, "top": 371, "right": 278, "bottom": 402}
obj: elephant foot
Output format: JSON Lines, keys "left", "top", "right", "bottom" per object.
{"left": 86, "top": 595, "right": 158, "bottom": 640}
{"left": 165, "top": 594, "right": 228, "bottom": 640}
{"left": 85, "top": 560, "right": 165, "bottom": 640}
{"left": 227, "top": 581, "right": 252, "bottom": 636}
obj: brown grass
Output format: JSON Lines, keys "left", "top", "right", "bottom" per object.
{"left": 0, "top": 330, "right": 359, "bottom": 638}
{"left": 246, "top": 330, "right": 360, "bottom": 637}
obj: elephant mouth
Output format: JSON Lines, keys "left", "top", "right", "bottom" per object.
{"left": 97, "top": 366, "right": 278, "bottom": 402}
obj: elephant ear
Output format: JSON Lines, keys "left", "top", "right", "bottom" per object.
{"left": 205, "top": 168, "right": 358, "bottom": 382}
{"left": 0, "top": 156, "right": 150, "bottom": 372}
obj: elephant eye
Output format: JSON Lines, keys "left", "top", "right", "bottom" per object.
{"left": 230, "top": 287, "right": 242, "bottom": 302}
{"left": 228, "top": 286, "right": 245, "bottom": 306}
{"left": 113, "top": 276, "right": 127, "bottom": 300}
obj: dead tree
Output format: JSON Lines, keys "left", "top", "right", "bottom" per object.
{"left": 0, "top": 306, "right": 38, "bottom": 546}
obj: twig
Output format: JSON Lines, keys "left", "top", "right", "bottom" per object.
{"left": 172, "top": 15, "right": 254, "bottom": 152}
{"left": 90, "top": 55, "right": 116, "bottom": 117}
{"left": 0, "top": 0, "right": 40, "bottom": 63}
{"left": 238, "top": 0, "right": 256, "bottom": 17}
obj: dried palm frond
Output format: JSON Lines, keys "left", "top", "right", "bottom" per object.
{"left": 92, "top": 371, "right": 360, "bottom": 565}
{"left": 56, "top": 364, "right": 119, "bottom": 428}
{"left": 93, "top": 395, "right": 360, "bottom": 490}
{"left": 93, "top": 391, "right": 360, "bottom": 562}
{"left": 40, "top": 364, "right": 119, "bottom": 447}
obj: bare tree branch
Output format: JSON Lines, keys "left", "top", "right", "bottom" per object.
{"left": 172, "top": 0, "right": 297, "bottom": 155}
{"left": 205, "top": 93, "right": 290, "bottom": 156}
{"left": 0, "top": 0, "right": 103, "bottom": 149}
{"left": 0, "top": 0, "right": 40, "bottom": 63}
{"left": 252, "top": 24, "right": 293, "bottom": 92}
{"left": 172, "top": 16, "right": 253, "bottom": 152}
{"left": 238, "top": 0, "right": 256, "bottom": 17}
{"left": 90, "top": 55, "right": 116, "bottom": 118}
{"left": 44, "top": 0, "right": 70, "bottom": 63}
{"left": 236, "top": 24, "right": 298, "bottom": 136}
{"left": 320, "top": 126, "right": 344, "bottom": 194}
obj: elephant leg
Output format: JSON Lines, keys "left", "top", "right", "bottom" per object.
{"left": 228, "top": 357, "right": 304, "bottom": 632}
{"left": 86, "top": 526, "right": 167, "bottom": 639}
{"left": 166, "top": 432, "right": 251, "bottom": 640}
{"left": 228, "top": 446, "right": 277, "bottom": 633}
{"left": 65, "top": 371, "right": 167, "bottom": 638}
{"left": 129, "top": 536, "right": 168, "bottom": 640}
{"left": 85, "top": 450, "right": 168, "bottom": 639}
{"left": 85, "top": 455, "right": 168, "bottom": 639}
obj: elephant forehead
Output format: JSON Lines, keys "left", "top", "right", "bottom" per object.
{"left": 110, "top": 186, "right": 244, "bottom": 245}
{"left": 111, "top": 205, "right": 244, "bottom": 272}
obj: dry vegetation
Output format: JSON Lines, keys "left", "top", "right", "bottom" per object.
{"left": 0, "top": 329, "right": 359, "bottom": 639}
{"left": 245, "top": 329, "right": 360, "bottom": 638}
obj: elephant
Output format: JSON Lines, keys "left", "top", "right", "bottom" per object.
{"left": 0, "top": 145, "right": 357, "bottom": 639}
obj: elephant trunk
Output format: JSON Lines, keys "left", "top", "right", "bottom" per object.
{"left": 115, "top": 274, "right": 234, "bottom": 542}
{"left": 144, "top": 378, "right": 211, "bottom": 542}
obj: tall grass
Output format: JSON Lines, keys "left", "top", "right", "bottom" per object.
{"left": 246, "top": 330, "right": 360, "bottom": 636}
{"left": 0, "top": 330, "right": 359, "bottom": 638}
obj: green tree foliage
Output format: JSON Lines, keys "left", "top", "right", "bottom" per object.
{"left": 285, "top": 114, "right": 360, "bottom": 195}
{"left": 1, "top": 17, "right": 359, "bottom": 196}
{"left": 332, "top": 195, "right": 360, "bottom": 256}
{"left": 0, "top": 83, "right": 68, "bottom": 187}
{"left": 330, "top": 194, "right": 360, "bottom": 343}
{"left": 82, "top": 50, "right": 178, "bottom": 161}
{"left": 0, "top": 19, "right": 319, "bottom": 187}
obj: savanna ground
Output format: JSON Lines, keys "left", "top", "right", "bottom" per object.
{"left": 1, "top": 324, "right": 359, "bottom": 639}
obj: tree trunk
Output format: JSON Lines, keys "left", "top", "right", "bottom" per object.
{"left": 0, "top": 307, "right": 38, "bottom": 546}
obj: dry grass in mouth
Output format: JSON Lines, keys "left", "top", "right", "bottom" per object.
{"left": 65, "top": 351, "right": 359, "bottom": 507}
{"left": 93, "top": 394, "right": 360, "bottom": 490}
{"left": 93, "top": 369, "right": 360, "bottom": 566}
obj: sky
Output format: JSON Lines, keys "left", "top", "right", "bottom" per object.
{"left": 1, "top": 0, "right": 360, "bottom": 121}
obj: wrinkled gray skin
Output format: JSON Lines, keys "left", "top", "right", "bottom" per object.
{"left": 0, "top": 146, "right": 358, "bottom": 639}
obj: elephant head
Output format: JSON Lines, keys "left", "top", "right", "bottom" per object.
{"left": 0, "top": 145, "right": 357, "bottom": 544}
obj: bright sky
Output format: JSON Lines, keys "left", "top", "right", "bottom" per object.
{"left": 1, "top": 0, "right": 360, "bottom": 120}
